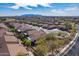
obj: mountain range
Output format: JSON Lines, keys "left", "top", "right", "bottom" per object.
{"left": 21, "top": 14, "right": 43, "bottom": 17}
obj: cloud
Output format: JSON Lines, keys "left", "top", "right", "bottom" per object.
{"left": 51, "top": 6, "right": 79, "bottom": 16}
{"left": 9, "top": 0, "right": 53, "bottom": 9}
{"left": 52, "top": 9, "right": 65, "bottom": 13}
{"left": 10, "top": 4, "right": 32, "bottom": 10}
{"left": 65, "top": 7, "right": 79, "bottom": 11}
{"left": 51, "top": 9, "right": 66, "bottom": 16}
{"left": 10, "top": 5, "right": 19, "bottom": 9}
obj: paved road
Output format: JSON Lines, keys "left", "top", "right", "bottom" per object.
{"left": 64, "top": 25, "right": 79, "bottom": 56}
{"left": 64, "top": 37, "right": 79, "bottom": 56}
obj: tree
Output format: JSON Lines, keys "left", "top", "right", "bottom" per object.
{"left": 33, "top": 37, "right": 49, "bottom": 56}
{"left": 71, "top": 23, "right": 77, "bottom": 33}
{"left": 8, "top": 25, "right": 17, "bottom": 32}
{"left": 45, "top": 33, "right": 56, "bottom": 41}
{"left": 64, "top": 21, "right": 72, "bottom": 30}
{"left": 34, "top": 44, "right": 49, "bottom": 56}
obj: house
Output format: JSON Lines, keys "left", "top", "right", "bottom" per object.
{"left": 42, "top": 24, "right": 48, "bottom": 29}
{"left": 57, "top": 25, "right": 68, "bottom": 31}
{"left": 27, "top": 29, "right": 46, "bottom": 41}
{"left": 0, "top": 28, "right": 10, "bottom": 56}
{"left": 6, "top": 18, "right": 16, "bottom": 22}
{"left": 47, "top": 25, "right": 57, "bottom": 30}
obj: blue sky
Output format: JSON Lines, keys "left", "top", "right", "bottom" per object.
{"left": 0, "top": 3, "right": 79, "bottom": 16}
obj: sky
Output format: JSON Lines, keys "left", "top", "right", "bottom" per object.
{"left": 0, "top": 3, "right": 79, "bottom": 16}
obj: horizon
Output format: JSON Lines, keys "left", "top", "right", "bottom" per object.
{"left": 0, "top": 3, "right": 79, "bottom": 16}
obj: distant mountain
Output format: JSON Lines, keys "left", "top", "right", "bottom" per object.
{"left": 21, "top": 14, "right": 43, "bottom": 17}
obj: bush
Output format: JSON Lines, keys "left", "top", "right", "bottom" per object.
{"left": 9, "top": 26, "right": 17, "bottom": 32}
{"left": 54, "top": 40, "right": 65, "bottom": 47}
{"left": 21, "top": 39, "right": 32, "bottom": 46}
{"left": 16, "top": 33, "right": 27, "bottom": 39}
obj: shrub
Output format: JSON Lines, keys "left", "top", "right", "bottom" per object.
{"left": 21, "top": 39, "right": 32, "bottom": 46}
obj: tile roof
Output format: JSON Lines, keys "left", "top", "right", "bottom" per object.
{"left": 27, "top": 29, "right": 46, "bottom": 40}
{"left": 0, "top": 30, "right": 10, "bottom": 56}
